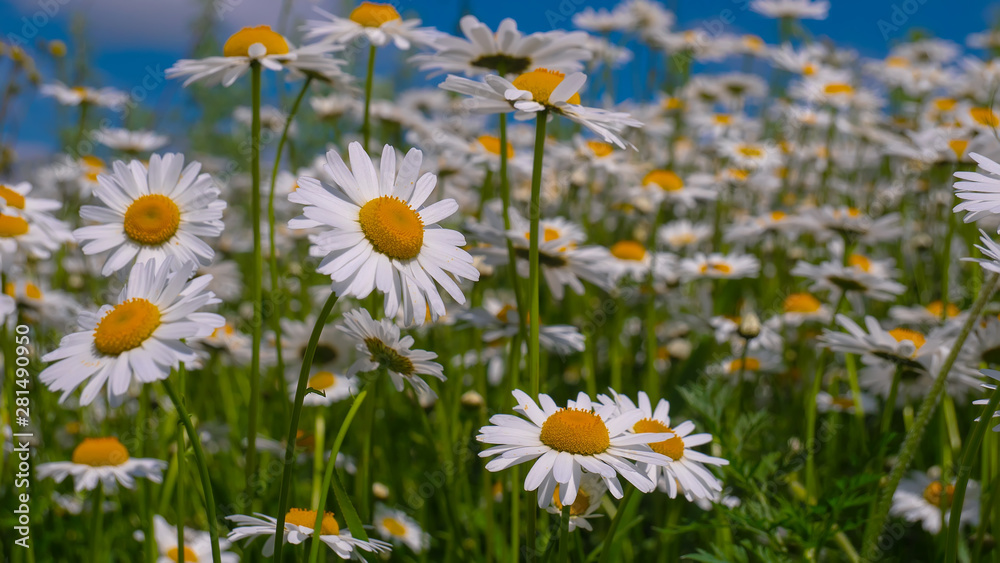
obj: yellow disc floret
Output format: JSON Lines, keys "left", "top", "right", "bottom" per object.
{"left": 610, "top": 240, "right": 646, "bottom": 261}
{"left": 223, "top": 25, "right": 289, "bottom": 57}
{"left": 0, "top": 214, "right": 29, "bottom": 237}
{"left": 0, "top": 185, "right": 25, "bottom": 209}
{"left": 93, "top": 298, "right": 161, "bottom": 356}
{"left": 358, "top": 196, "right": 424, "bottom": 260}
{"left": 633, "top": 418, "right": 684, "bottom": 461}
{"left": 285, "top": 508, "right": 340, "bottom": 535}
{"left": 539, "top": 408, "right": 610, "bottom": 456}
{"left": 71, "top": 437, "right": 130, "bottom": 467}
{"left": 643, "top": 170, "right": 683, "bottom": 192}
{"left": 350, "top": 2, "right": 402, "bottom": 27}
{"left": 512, "top": 68, "right": 581, "bottom": 105}
{"left": 123, "top": 194, "right": 181, "bottom": 246}
{"left": 167, "top": 546, "right": 198, "bottom": 562}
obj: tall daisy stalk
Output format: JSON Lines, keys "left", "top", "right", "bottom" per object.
{"left": 245, "top": 61, "right": 264, "bottom": 502}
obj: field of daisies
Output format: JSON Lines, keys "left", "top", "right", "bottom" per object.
{"left": 8, "top": 0, "right": 1000, "bottom": 561}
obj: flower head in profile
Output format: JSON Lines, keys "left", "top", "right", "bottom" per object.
{"left": 374, "top": 504, "right": 429, "bottom": 553}
{"left": 39, "top": 259, "right": 224, "bottom": 405}
{"left": 74, "top": 153, "right": 225, "bottom": 276}
{"left": 167, "top": 25, "right": 348, "bottom": 87}
{"left": 41, "top": 82, "right": 127, "bottom": 108}
{"left": 544, "top": 473, "right": 607, "bottom": 532}
{"left": 37, "top": 437, "right": 166, "bottom": 492}
{"left": 478, "top": 390, "right": 672, "bottom": 508}
{"left": 303, "top": 2, "right": 439, "bottom": 49}
{"left": 227, "top": 509, "right": 392, "bottom": 559}
{"left": 891, "top": 469, "right": 979, "bottom": 534}
{"left": 750, "top": 0, "right": 830, "bottom": 20}
{"left": 289, "top": 142, "right": 479, "bottom": 324}
{"left": 147, "top": 515, "right": 239, "bottom": 563}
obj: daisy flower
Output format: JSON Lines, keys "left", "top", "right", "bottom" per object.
{"left": 167, "top": 25, "right": 347, "bottom": 87}
{"left": 954, "top": 154, "right": 1000, "bottom": 225}
{"left": 711, "top": 351, "right": 785, "bottom": 380}
{"left": 374, "top": 504, "right": 429, "bottom": 553}
{"left": 338, "top": 308, "right": 445, "bottom": 398}
{"left": 819, "top": 315, "right": 935, "bottom": 368}
{"left": 891, "top": 470, "right": 979, "bottom": 534}
{"left": 91, "top": 128, "right": 168, "bottom": 153}
{"left": 816, "top": 391, "right": 877, "bottom": 414}
{"left": 769, "top": 292, "right": 832, "bottom": 327}
{"left": 412, "top": 15, "right": 591, "bottom": 77}
{"left": 632, "top": 169, "right": 716, "bottom": 210}
{"left": 38, "top": 259, "right": 224, "bottom": 405}
{"left": 0, "top": 181, "right": 62, "bottom": 223}
{"left": 303, "top": 2, "right": 438, "bottom": 49}
{"left": 40, "top": 82, "right": 127, "bottom": 108}
{"left": 750, "top": 0, "right": 830, "bottom": 19}
{"left": 227, "top": 509, "right": 392, "bottom": 559}
{"left": 295, "top": 369, "right": 357, "bottom": 406}
{"left": 791, "top": 260, "right": 906, "bottom": 302}
{"left": 278, "top": 315, "right": 347, "bottom": 370}
{"left": 440, "top": 69, "right": 642, "bottom": 148}
{"left": 459, "top": 297, "right": 585, "bottom": 355}
{"left": 973, "top": 369, "right": 1000, "bottom": 432}
{"left": 477, "top": 389, "right": 672, "bottom": 508}
{"left": 149, "top": 515, "right": 239, "bottom": 563}
{"left": 289, "top": 143, "right": 478, "bottom": 324}
{"left": 604, "top": 391, "right": 729, "bottom": 501}
{"left": 658, "top": 219, "right": 712, "bottom": 251}
{"left": 0, "top": 209, "right": 69, "bottom": 272}
{"left": 888, "top": 301, "right": 962, "bottom": 326}
{"left": 37, "top": 436, "right": 166, "bottom": 492}
{"left": 74, "top": 153, "right": 225, "bottom": 276}
{"left": 545, "top": 473, "right": 606, "bottom": 532}
{"left": 679, "top": 252, "right": 761, "bottom": 280}
{"left": 969, "top": 230, "right": 1000, "bottom": 274}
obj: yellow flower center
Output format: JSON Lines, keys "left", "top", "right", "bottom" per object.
{"left": 831, "top": 396, "right": 856, "bottom": 410}
{"left": 308, "top": 371, "right": 336, "bottom": 390}
{"left": 285, "top": 508, "right": 340, "bottom": 535}
{"left": 971, "top": 107, "right": 1000, "bottom": 127}
{"left": 349, "top": 2, "right": 402, "bottom": 27}
{"left": 934, "top": 98, "right": 957, "bottom": 111}
{"left": 824, "top": 83, "right": 854, "bottom": 95}
{"left": 802, "top": 62, "right": 817, "bottom": 75}
{"left": 848, "top": 253, "right": 871, "bottom": 273}
{"left": 358, "top": 196, "right": 424, "bottom": 260}
{"left": 365, "top": 337, "right": 416, "bottom": 376}
{"left": 889, "top": 328, "right": 925, "bottom": 351}
{"left": 586, "top": 141, "right": 614, "bottom": 157}
{"left": 643, "top": 170, "right": 683, "bottom": 192}
{"left": 223, "top": 26, "right": 289, "bottom": 57}
{"left": 922, "top": 481, "right": 955, "bottom": 508}
{"left": 784, "top": 293, "right": 822, "bottom": 314}
{"left": 382, "top": 516, "right": 407, "bottom": 536}
{"left": 662, "top": 97, "right": 684, "bottom": 110}
{"left": 93, "top": 298, "right": 161, "bottom": 356}
{"left": 81, "top": 155, "right": 105, "bottom": 182}
{"left": 886, "top": 56, "right": 909, "bottom": 68}
{"left": 477, "top": 135, "right": 514, "bottom": 158}
{"left": 948, "top": 139, "right": 969, "bottom": 159}
{"left": 0, "top": 185, "right": 25, "bottom": 209}
{"left": 737, "top": 144, "right": 764, "bottom": 158}
{"left": 729, "top": 357, "right": 761, "bottom": 373}
{"left": 495, "top": 304, "right": 516, "bottom": 324}
{"left": 713, "top": 113, "right": 732, "bottom": 125}
{"left": 167, "top": 546, "right": 199, "bottom": 562}
{"left": 25, "top": 282, "right": 42, "bottom": 300}
{"left": 633, "top": 418, "right": 684, "bottom": 461}
{"left": 610, "top": 240, "right": 646, "bottom": 261}
{"left": 700, "top": 262, "right": 732, "bottom": 275}
{"left": 925, "top": 301, "right": 959, "bottom": 318}
{"left": 71, "top": 437, "right": 130, "bottom": 467}
{"left": 0, "top": 214, "right": 29, "bottom": 237}
{"left": 742, "top": 35, "right": 764, "bottom": 51}
{"left": 511, "top": 68, "right": 581, "bottom": 105}
{"left": 123, "top": 194, "right": 181, "bottom": 246}
{"left": 539, "top": 408, "right": 610, "bottom": 456}
{"left": 552, "top": 486, "right": 591, "bottom": 515}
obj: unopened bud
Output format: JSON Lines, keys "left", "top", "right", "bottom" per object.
{"left": 738, "top": 312, "right": 761, "bottom": 339}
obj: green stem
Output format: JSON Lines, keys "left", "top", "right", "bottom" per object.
{"left": 805, "top": 292, "right": 846, "bottom": 500}
{"left": 89, "top": 483, "right": 104, "bottom": 562}
{"left": 161, "top": 378, "right": 223, "bottom": 563}
{"left": 176, "top": 366, "right": 186, "bottom": 563}
{"left": 597, "top": 487, "right": 636, "bottom": 563}
{"left": 310, "top": 413, "right": 325, "bottom": 510}
{"left": 944, "top": 383, "right": 1000, "bottom": 563}
{"left": 245, "top": 61, "right": 263, "bottom": 503}
{"left": 272, "top": 291, "right": 340, "bottom": 563}
{"left": 559, "top": 505, "right": 571, "bottom": 563}
{"left": 361, "top": 44, "right": 376, "bottom": 151}
{"left": 863, "top": 274, "right": 1000, "bottom": 557}
{"left": 498, "top": 114, "right": 526, "bottom": 337}
{"left": 879, "top": 366, "right": 902, "bottom": 436}
{"left": 356, "top": 371, "right": 379, "bottom": 521}
{"left": 307, "top": 389, "right": 369, "bottom": 563}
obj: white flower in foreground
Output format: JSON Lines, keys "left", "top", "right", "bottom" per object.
{"left": 440, "top": 69, "right": 642, "bottom": 148}
{"left": 37, "top": 437, "right": 166, "bottom": 492}
{"left": 289, "top": 143, "right": 479, "bottom": 324}
{"left": 374, "top": 504, "right": 429, "bottom": 553}
{"left": 303, "top": 2, "right": 438, "bottom": 49}
{"left": 39, "top": 259, "right": 224, "bottom": 405}
{"left": 167, "top": 25, "right": 347, "bottom": 87}
{"left": 149, "top": 514, "right": 239, "bottom": 563}
{"left": 891, "top": 470, "right": 979, "bottom": 534}
{"left": 74, "top": 153, "right": 225, "bottom": 276}
{"left": 227, "top": 509, "right": 392, "bottom": 559}
{"left": 604, "top": 391, "right": 729, "bottom": 500}
{"left": 478, "top": 390, "right": 672, "bottom": 508}
{"left": 338, "top": 308, "right": 445, "bottom": 398}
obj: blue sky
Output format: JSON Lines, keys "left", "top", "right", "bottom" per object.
{"left": 2, "top": 0, "right": 998, "bottom": 155}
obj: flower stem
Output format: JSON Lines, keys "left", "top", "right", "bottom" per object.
{"left": 597, "top": 487, "right": 636, "bottom": 563}
{"left": 245, "top": 61, "right": 264, "bottom": 504}
{"left": 559, "top": 505, "right": 571, "bottom": 563}
{"left": 361, "top": 44, "right": 376, "bottom": 151}
{"left": 307, "top": 389, "right": 369, "bottom": 563}
{"left": 176, "top": 365, "right": 186, "bottom": 562}
{"left": 89, "top": 482, "right": 104, "bottom": 562}
{"left": 161, "top": 378, "right": 223, "bottom": 563}
{"left": 862, "top": 273, "right": 999, "bottom": 558}
{"left": 944, "top": 383, "right": 1000, "bottom": 563}
{"left": 272, "top": 290, "right": 340, "bottom": 563}
{"left": 499, "top": 114, "right": 526, "bottom": 334}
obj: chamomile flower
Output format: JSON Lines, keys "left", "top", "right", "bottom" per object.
{"left": 167, "top": 25, "right": 347, "bottom": 87}
{"left": 303, "top": 2, "right": 438, "bottom": 49}
{"left": 279, "top": 315, "right": 347, "bottom": 370}
{"left": 954, "top": 153, "right": 1000, "bottom": 225}
{"left": 0, "top": 181, "right": 62, "bottom": 223}
{"left": 819, "top": 315, "right": 934, "bottom": 367}
{"left": 91, "top": 128, "right": 168, "bottom": 153}
{"left": 338, "top": 308, "right": 445, "bottom": 398}
{"left": 0, "top": 209, "right": 69, "bottom": 272}
{"left": 36, "top": 436, "right": 166, "bottom": 492}
{"left": 607, "top": 391, "right": 729, "bottom": 501}
{"left": 632, "top": 169, "right": 716, "bottom": 210}
{"left": 227, "top": 509, "right": 392, "bottom": 559}
{"left": 679, "top": 252, "right": 761, "bottom": 280}
{"left": 477, "top": 389, "right": 672, "bottom": 508}
{"left": 750, "top": 0, "right": 829, "bottom": 19}
{"left": 295, "top": 369, "right": 357, "bottom": 406}
{"left": 791, "top": 260, "right": 905, "bottom": 302}
{"left": 459, "top": 297, "right": 585, "bottom": 355}
{"left": 289, "top": 143, "right": 479, "bottom": 324}
{"left": 816, "top": 391, "right": 877, "bottom": 414}
{"left": 74, "top": 153, "right": 225, "bottom": 276}
{"left": 658, "top": 219, "right": 712, "bottom": 250}
{"left": 545, "top": 474, "right": 606, "bottom": 532}
{"left": 969, "top": 230, "right": 1000, "bottom": 274}
{"left": 972, "top": 369, "right": 1000, "bottom": 431}
{"left": 413, "top": 15, "right": 591, "bottom": 77}
{"left": 150, "top": 515, "right": 239, "bottom": 563}
{"left": 769, "top": 292, "right": 832, "bottom": 326}
{"left": 891, "top": 470, "right": 979, "bottom": 534}
{"left": 440, "top": 69, "right": 642, "bottom": 148}
{"left": 40, "top": 82, "right": 127, "bottom": 108}
{"left": 374, "top": 504, "right": 429, "bottom": 553}
{"left": 38, "top": 259, "right": 224, "bottom": 405}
